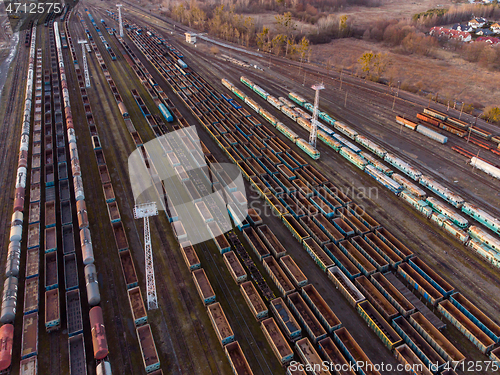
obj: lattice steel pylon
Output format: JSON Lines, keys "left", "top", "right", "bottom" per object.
{"left": 133, "top": 202, "right": 158, "bottom": 310}
{"left": 309, "top": 83, "right": 324, "bottom": 149}
{"left": 117, "top": 4, "right": 124, "bottom": 37}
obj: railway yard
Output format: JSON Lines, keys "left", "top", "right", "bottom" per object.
{"left": 0, "top": 1, "right": 499, "bottom": 374}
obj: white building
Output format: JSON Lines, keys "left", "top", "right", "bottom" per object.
{"left": 185, "top": 33, "right": 196, "bottom": 44}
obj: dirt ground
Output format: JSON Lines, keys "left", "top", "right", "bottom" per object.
{"left": 311, "top": 37, "right": 500, "bottom": 108}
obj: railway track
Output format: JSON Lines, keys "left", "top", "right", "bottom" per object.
{"left": 74, "top": 8, "right": 231, "bottom": 373}
{"left": 0, "top": 38, "right": 26, "bottom": 262}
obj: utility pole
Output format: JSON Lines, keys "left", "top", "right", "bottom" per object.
{"left": 303, "top": 71, "right": 306, "bottom": 86}
{"left": 459, "top": 102, "right": 464, "bottom": 119}
{"left": 309, "top": 83, "right": 324, "bottom": 149}
{"left": 133, "top": 202, "right": 159, "bottom": 310}
{"left": 344, "top": 91, "right": 348, "bottom": 107}
{"left": 340, "top": 67, "right": 343, "bottom": 91}
{"left": 117, "top": 4, "right": 124, "bottom": 37}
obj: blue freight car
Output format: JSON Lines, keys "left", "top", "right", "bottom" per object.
{"left": 177, "top": 59, "right": 188, "bottom": 69}
{"left": 159, "top": 103, "right": 174, "bottom": 122}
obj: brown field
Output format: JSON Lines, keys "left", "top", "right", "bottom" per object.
{"left": 312, "top": 37, "right": 500, "bottom": 108}
{"left": 341, "top": 0, "right": 457, "bottom": 27}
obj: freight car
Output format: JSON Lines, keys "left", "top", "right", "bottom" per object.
{"left": 370, "top": 273, "right": 415, "bottom": 317}
{"left": 0, "top": 324, "right": 13, "bottom": 372}
{"left": 333, "top": 327, "right": 381, "bottom": 375}
{"left": 327, "top": 267, "right": 365, "bottom": 307}
{"left": 192, "top": 268, "right": 216, "bottom": 305}
{"left": 461, "top": 202, "right": 500, "bottom": 235}
{"left": 224, "top": 341, "right": 253, "bottom": 375}
{"left": 279, "top": 255, "right": 307, "bottom": 288}
{"left": 180, "top": 241, "right": 201, "bottom": 271}
{"left": 438, "top": 300, "right": 495, "bottom": 354}
{"left": 295, "top": 338, "right": 331, "bottom": 375}
{"left": 317, "top": 337, "right": 355, "bottom": 375}
{"left": 223, "top": 251, "right": 247, "bottom": 283}
{"left": 208, "top": 302, "right": 235, "bottom": 346}
{"left": 357, "top": 300, "right": 402, "bottom": 350}
{"left": 392, "top": 316, "right": 446, "bottom": 372}
{"left": 288, "top": 292, "right": 327, "bottom": 344}
{"left": 408, "top": 257, "right": 454, "bottom": 297}
{"left": 270, "top": 297, "right": 302, "bottom": 341}
{"left": 261, "top": 318, "right": 294, "bottom": 364}
{"left": 257, "top": 225, "right": 286, "bottom": 258}
{"left": 66, "top": 290, "right": 84, "bottom": 337}
{"left": 68, "top": 334, "right": 87, "bottom": 375}
{"left": 21, "top": 312, "right": 38, "bottom": 359}
{"left": 240, "top": 281, "right": 268, "bottom": 320}
{"left": 394, "top": 344, "right": 433, "bottom": 375}
{"left": 45, "top": 289, "right": 60, "bottom": 331}
{"left": 410, "top": 312, "right": 465, "bottom": 365}
{"left": 301, "top": 285, "right": 341, "bottom": 333}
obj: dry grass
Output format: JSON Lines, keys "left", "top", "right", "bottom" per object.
{"left": 312, "top": 38, "right": 500, "bottom": 107}
{"left": 341, "top": 0, "right": 457, "bottom": 27}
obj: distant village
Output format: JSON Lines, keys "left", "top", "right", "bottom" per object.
{"left": 430, "top": 17, "right": 500, "bottom": 44}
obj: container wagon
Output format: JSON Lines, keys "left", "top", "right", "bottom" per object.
{"left": 208, "top": 302, "right": 235, "bottom": 346}
{"left": 223, "top": 251, "right": 247, "bottom": 283}
{"left": 224, "top": 341, "right": 254, "bottom": 375}
{"left": 267, "top": 298, "right": 302, "bottom": 343}
{"left": 357, "top": 300, "right": 402, "bottom": 350}
{"left": 128, "top": 287, "right": 148, "bottom": 326}
{"left": 295, "top": 337, "right": 331, "bottom": 375}
{"left": 20, "top": 356, "right": 37, "bottom": 375}
{"left": 263, "top": 257, "right": 295, "bottom": 297}
{"left": 66, "top": 290, "right": 84, "bottom": 337}
{"left": 437, "top": 300, "right": 495, "bottom": 354}
{"left": 240, "top": 281, "right": 268, "bottom": 320}
{"left": 68, "top": 334, "right": 87, "bottom": 375}
{"left": 410, "top": 312, "right": 465, "bottom": 366}
{"left": 301, "top": 284, "right": 341, "bottom": 333}
{"left": 279, "top": 255, "right": 307, "bottom": 288}
{"left": 392, "top": 316, "right": 446, "bottom": 372}
{"left": 355, "top": 275, "right": 399, "bottom": 321}
{"left": 350, "top": 236, "right": 389, "bottom": 272}
{"left": 327, "top": 267, "right": 365, "bottom": 307}
{"left": 261, "top": 318, "right": 294, "bottom": 365}
{"left": 192, "top": 268, "right": 216, "bottom": 305}
{"left": 334, "top": 327, "right": 381, "bottom": 375}
{"left": 137, "top": 324, "right": 161, "bottom": 373}
{"left": 287, "top": 292, "right": 327, "bottom": 344}
{"left": 370, "top": 273, "right": 415, "bottom": 317}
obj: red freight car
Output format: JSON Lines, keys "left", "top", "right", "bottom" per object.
{"left": 0, "top": 324, "right": 14, "bottom": 371}
{"left": 89, "top": 306, "right": 109, "bottom": 360}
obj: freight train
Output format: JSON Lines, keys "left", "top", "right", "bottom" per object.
{"left": 117, "top": 19, "right": 500, "bottom": 375}
{"left": 234, "top": 79, "right": 500, "bottom": 267}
